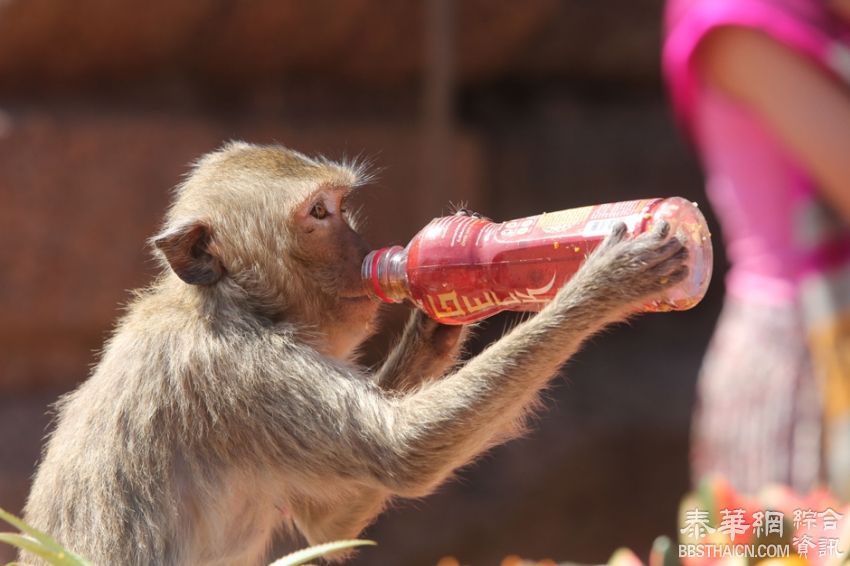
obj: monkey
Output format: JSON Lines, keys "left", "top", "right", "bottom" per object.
{"left": 21, "top": 141, "right": 689, "bottom": 566}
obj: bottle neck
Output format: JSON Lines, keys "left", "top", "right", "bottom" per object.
{"left": 362, "top": 246, "right": 410, "bottom": 303}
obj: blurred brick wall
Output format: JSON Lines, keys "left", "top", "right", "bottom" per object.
{"left": 0, "top": 105, "right": 483, "bottom": 391}
{"left": 0, "top": 1, "right": 660, "bottom": 91}
{"left": 0, "top": 1, "right": 722, "bottom": 564}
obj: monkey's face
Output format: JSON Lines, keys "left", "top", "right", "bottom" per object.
{"left": 154, "top": 143, "right": 379, "bottom": 359}
{"left": 288, "top": 187, "right": 380, "bottom": 343}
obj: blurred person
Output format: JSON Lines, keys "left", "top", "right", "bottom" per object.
{"left": 663, "top": 0, "right": 850, "bottom": 496}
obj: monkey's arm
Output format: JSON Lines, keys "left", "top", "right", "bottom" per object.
{"left": 374, "top": 310, "right": 471, "bottom": 392}
{"left": 374, "top": 206, "right": 483, "bottom": 392}
{"left": 251, "top": 224, "right": 686, "bottom": 504}
{"left": 370, "top": 223, "right": 688, "bottom": 496}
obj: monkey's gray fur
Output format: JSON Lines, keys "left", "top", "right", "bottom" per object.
{"left": 22, "top": 142, "right": 688, "bottom": 565}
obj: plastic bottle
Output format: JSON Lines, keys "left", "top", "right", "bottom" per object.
{"left": 362, "top": 197, "right": 713, "bottom": 325}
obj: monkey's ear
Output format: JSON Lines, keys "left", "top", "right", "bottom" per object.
{"left": 153, "top": 221, "right": 225, "bottom": 286}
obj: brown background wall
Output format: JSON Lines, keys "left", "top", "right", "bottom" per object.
{"left": 0, "top": 1, "right": 723, "bottom": 564}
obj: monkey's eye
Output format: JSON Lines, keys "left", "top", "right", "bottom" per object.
{"left": 310, "top": 202, "right": 329, "bottom": 220}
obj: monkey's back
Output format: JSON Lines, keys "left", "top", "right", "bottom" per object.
{"left": 22, "top": 289, "right": 294, "bottom": 566}
{"left": 22, "top": 319, "right": 187, "bottom": 565}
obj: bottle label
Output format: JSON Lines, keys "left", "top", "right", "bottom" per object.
{"left": 511, "top": 200, "right": 651, "bottom": 239}
{"left": 406, "top": 199, "right": 658, "bottom": 324}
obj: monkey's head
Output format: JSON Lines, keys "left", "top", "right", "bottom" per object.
{"left": 152, "top": 142, "right": 379, "bottom": 358}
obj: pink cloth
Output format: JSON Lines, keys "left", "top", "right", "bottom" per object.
{"left": 663, "top": 0, "right": 850, "bottom": 304}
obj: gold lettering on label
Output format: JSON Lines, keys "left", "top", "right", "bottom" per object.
{"left": 461, "top": 292, "right": 495, "bottom": 313}
{"left": 427, "top": 291, "right": 467, "bottom": 319}
{"left": 489, "top": 291, "right": 520, "bottom": 307}
{"left": 427, "top": 274, "right": 560, "bottom": 319}
{"left": 513, "top": 273, "right": 557, "bottom": 303}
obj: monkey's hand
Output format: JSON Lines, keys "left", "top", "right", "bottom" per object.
{"left": 375, "top": 309, "right": 471, "bottom": 393}
{"left": 563, "top": 220, "right": 689, "bottom": 315}
{"left": 446, "top": 221, "right": 689, "bottom": 450}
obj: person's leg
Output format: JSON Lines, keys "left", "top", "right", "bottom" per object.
{"left": 692, "top": 297, "right": 822, "bottom": 494}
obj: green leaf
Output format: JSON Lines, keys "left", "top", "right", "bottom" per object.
{"left": 0, "top": 508, "right": 94, "bottom": 566}
{"left": 0, "top": 532, "right": 92, "bottom": 565}
{"left": 0, "top": 509, "right": 62, "bottom": 553}
{"left": 0, "top": 533, "right": 63, "bottom": 563}
{"left": 267, "top": 539, "right": 376, "bottom": 566}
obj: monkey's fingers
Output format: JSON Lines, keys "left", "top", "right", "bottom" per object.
{"left": 655, "top": 246, "right": 691, "bottom": 285}
{"left": 642, "top": 236, "right": 687, "bottom": 267}
{"left": 624, "top": 243, "right": 691, "bottom": 300}
{"left": 652, "top": 219, "right": 671, "bottom": 240}
{"left": 407, "top": 309, "right": 466, "bottom": 355}
{"left": 453, "top": 207, "right": 491, "bottom": 221}
{"left": 595, "top": 221, "right": 629, "bottom": 253}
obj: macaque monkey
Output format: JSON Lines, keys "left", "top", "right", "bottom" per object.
{"left": 22, "top": 142, "right": 688, "bottom": 565}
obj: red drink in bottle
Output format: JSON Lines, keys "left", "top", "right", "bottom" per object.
{"left": 362, "top": 197, "right": 712, "bottom": 325}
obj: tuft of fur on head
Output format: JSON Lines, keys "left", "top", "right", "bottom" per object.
{"left": 317, "top": 152, "right": 379, "bottom": 189}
